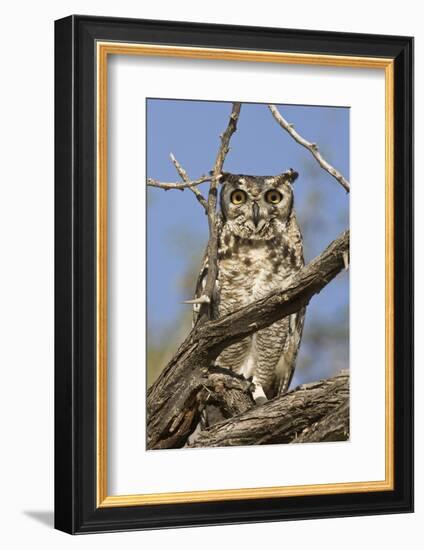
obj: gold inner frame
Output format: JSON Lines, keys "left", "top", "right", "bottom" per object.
{"left": 96, "top": 42, "right": 395, "bottom": 508}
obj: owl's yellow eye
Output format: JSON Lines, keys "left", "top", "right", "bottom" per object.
{"left": 265, "top": 189, "right": 283, "bottom": 204}
{"left": 230, "top": 189, "right": 247, "bottom": 205}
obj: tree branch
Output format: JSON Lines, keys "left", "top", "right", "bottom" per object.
{"left": 147, "top": 229, "right": 349, "bottom": 449}
{"left": 147, "top": 174, "right": 212, "bottom": 191}
{"left": 268, "top": 104, "right": 350, "bottom": 193}
{"left": 199, "top": 102, "right": 242, "bottom": 321}
{"left": 169, "top": 153, "right": 208, "bottom": 211}
{"left": 146, "top": 104, "right": 242, "bottom": 319}
{"left": 295, "top": 400, "right": 349, "bottom": 443}
{"left": 191, "top": 370, "right": 349, "bottom": 447}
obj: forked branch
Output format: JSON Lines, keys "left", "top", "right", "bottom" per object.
{"left": 146, "top": 103, "right": 242, "bottom": 316}
{"left": 169, "top": 153, "right": 209, "bottom": 211}
{"left": 268, "top": 104, "right": 350, "bottom": 193}
{"left": 147, "top": 174, "right": 212, "bottom": 191}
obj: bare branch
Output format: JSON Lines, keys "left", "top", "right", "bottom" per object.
{"left": 268, "top": 104, "right": 350, "bottom": 193}
{"left": 199, "top": 102, "right": 242, "bottom": 321}
{"left": 182, "top": 295, "right": 210, "bottom": 305}
{"left": 147, "top": 174, "right": 212, "bottom": 191}
{"left": 209, "top": 102, "right": 242, "bottom": 211}
{"left": 169, "top": 153, "right": 208, "bottom": 211}
{"left": 147, "top": 229, "right": 349, "bottom": 449}
{"left": 191, "top": 371, "right": 349, "bottom": 447}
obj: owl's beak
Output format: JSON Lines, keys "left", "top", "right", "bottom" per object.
{"left": 252, "top": 202, "right": 260, "bottom": 227}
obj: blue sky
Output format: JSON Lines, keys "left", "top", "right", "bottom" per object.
{"left": 146, "top": 99, "right": 349, "bottom": 386}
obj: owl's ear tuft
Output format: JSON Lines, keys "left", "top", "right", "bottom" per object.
{"left": 277, "top": 168, "right": 299, "bottom": 185}
{"left": 218, "top": 171, "right": 238, "bottom": 184}
{"left": 219, "top": 171, "right": 230, "bottom": 183}
{"left": 209, "top": 170, "right": 230, "bottom": 184}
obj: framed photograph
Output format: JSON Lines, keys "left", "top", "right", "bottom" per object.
{"left": 54, "top": 15, "right": 413, "bottom": 534}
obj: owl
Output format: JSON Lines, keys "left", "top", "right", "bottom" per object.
{"left": 193, "top": 169, "right": 305, "bottom": 403}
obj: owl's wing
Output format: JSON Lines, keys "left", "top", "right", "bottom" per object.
{"left": 192, "top": 218, "right": 224, "bottom": 325}
{"left": 191, "top": 250, "right": 209, "bottom": 327}
{"left": 269, "top": 307, "right": 306, "bottom": 398}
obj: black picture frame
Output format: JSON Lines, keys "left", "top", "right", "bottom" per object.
{"left": 55, "top": 15, "right": 414, "bottom": 534}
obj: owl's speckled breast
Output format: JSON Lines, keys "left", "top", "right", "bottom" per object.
{"left": 217, "top": 231, "right": 300, "bottom": 316}
{"left": 206, "top": 174, "right": 305, "bottom": 399}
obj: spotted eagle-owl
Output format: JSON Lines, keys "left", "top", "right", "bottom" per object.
{"left": 193, "top": 169, "right": 305, "bottom": 403}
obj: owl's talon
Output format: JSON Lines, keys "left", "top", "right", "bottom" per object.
{"left": 252, "top": 382, "right": 268, "bottom": 405}
{"left": 254, "top": 395, "right": 268, "bottom": 406}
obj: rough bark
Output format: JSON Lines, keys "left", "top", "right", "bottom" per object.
{"left": 202, "top": 368, "right": 256, "bottom": 418}
{"left": 190, "top": 371, "right": 349, "bottom": 447}
{"left": 295, "top": 400, "right": 349, "bottom": 443}
{"left": 146, "top": 230, "right": 349, "bottom": 450}
{"left": 148, "top": 368, "right": 255, "bottom": 450}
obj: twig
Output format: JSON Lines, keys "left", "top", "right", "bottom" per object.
{"left": 268, "top": 104, "right": 350, "bottom": 193}
{"left": 182, "top": 295, "right": 210, "bottom": 305}
{"left": 209, "top": 102, "right": 242, "bottom": 212}
{"left": 199, "top": 102, "right": 242, "bottom": 321}
{"left": 169, "top": 153, "right": 208, "bottom": 211}
{"left": 147, "top": 175, "right": 212, "bottom": 191}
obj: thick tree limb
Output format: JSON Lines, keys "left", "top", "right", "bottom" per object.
{"left": 295, "top": 400, "right": 349, "bottom": 443}
{"left": 268, "top": 104, "right": 350, "bottom": 193}
{"left": 147, "top": 229, "right": 349, "bottom": 449}
{"left": 149, "top": 368, "right": 255, "bottom": 450}
{"left": 191, "top": 371, "right": 349, "bottom": 447}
